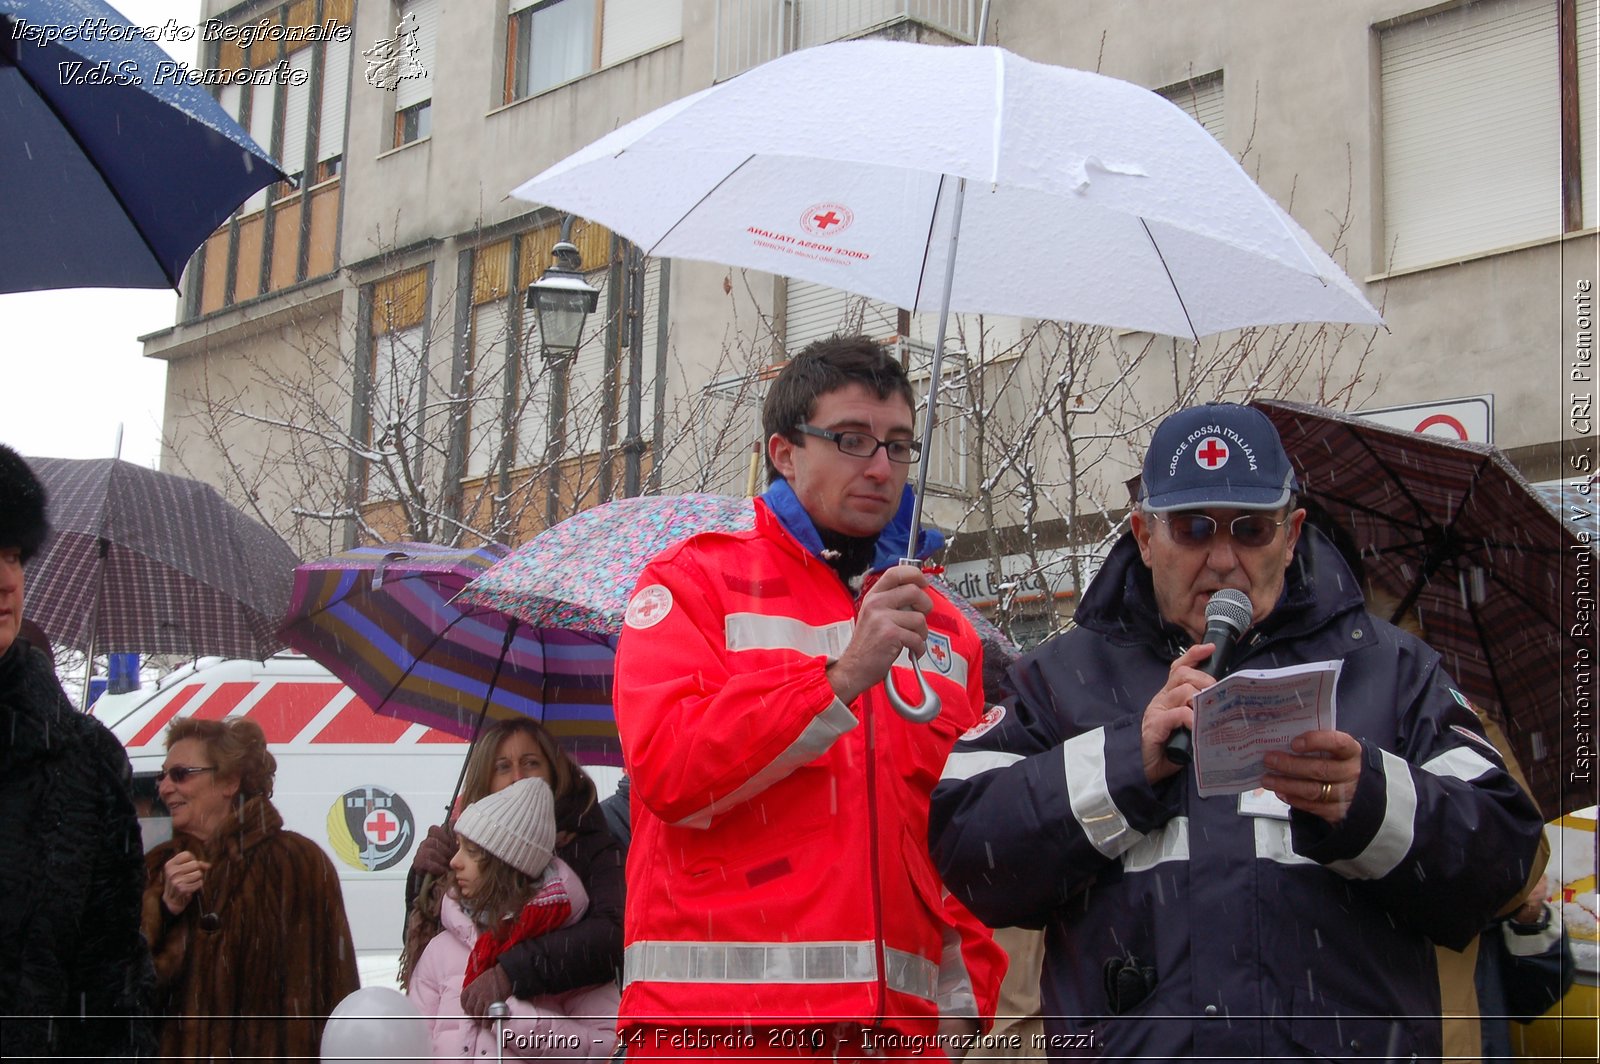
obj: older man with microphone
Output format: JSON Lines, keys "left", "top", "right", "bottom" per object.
{"left": 928, "top": 403, "right": 1543, "bottom": 1061}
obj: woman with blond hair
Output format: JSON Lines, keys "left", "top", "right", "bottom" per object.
{"left": 141, "top": 716, "right": 358, "bottom": 1060}
{"left": 400, "top": 717, "right": 623, "bottom": 1017}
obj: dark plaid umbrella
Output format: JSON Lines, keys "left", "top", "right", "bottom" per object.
{"left": 280, "top": 543, "right": 618, "bottom": 766}
{"left": 26, "top": 456, "right": 299, "bottom": 660}
{"left": 1255, "top": 399, "right": 1586, "bottom": 816}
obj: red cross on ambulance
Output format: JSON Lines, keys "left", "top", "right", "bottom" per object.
{"left": 365, "top": 809, "right": 398, "bottom": 844}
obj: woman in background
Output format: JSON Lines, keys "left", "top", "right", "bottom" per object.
{"left": 141, "top": 716, "right": 358, "bottom": 1060}
{"left": 400, "top": 717, "right": 624, "bottom": 1015}
{"left": 409, "top": 776, "right": 618, "bottom": 1059}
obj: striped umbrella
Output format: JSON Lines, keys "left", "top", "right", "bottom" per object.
{"left": 1255, "top": 399, "right": 1585, "bottom": 817}
{"left": 280, "top": 543, "right": 618, "bottom": 766}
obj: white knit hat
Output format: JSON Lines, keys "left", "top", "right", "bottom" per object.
{"left": 454, "top": 776, "right": 557, "bottom": 878}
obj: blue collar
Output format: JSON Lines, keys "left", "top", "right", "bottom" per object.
{"left": 761, "top": 479, "right": 945, "bottom": 572}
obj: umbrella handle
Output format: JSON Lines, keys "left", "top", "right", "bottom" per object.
{"left": 880, "top": 556, "right": 942, "bottom": 724}
{"left": 487, "top": 1001, "right": 510, "bottom": 1063}
{"left": 884, "top": 658, "right": 942, "bottom": 724}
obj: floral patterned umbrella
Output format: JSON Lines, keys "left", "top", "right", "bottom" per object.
{"left": 280, "top": 543, "right": 618, "bottom": 765}
{"left": 460, "top": 493, "right": 1017, "bottom": 652}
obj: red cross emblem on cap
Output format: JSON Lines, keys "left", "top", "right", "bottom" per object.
{"left": 365, "top": 809, "right": 398, "bottom": 843}
{"left": 1195, "top": 437, "right": 1229, "bottom": 470}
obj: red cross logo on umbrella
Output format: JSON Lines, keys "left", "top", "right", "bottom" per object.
{"left": 1195, "top": 437, "right": 1230, "bottom": 470}
{"left": 801, "top": 202, "right": 854, "bottom": 236}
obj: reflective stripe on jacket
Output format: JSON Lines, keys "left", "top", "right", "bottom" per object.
{"left": 929, "top": 528, "right": 1544, "bottom": 1061}
{"left": 615, "top": 495, "right": 998, "bottom": 1030}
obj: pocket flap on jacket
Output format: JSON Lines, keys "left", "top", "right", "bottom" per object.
{"left": 1288, "top": 986, "right": 1421, "bottom": 1060}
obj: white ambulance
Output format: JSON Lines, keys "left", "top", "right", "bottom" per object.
{"left": 92, "top": 654, "right": 622, "bottom": 988}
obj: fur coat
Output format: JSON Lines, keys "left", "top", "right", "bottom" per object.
{"left": 142, "top": 793, "right": 359, "bottom": 1061}
{"left": 0, "top": 638, "right": 155, "bottom": 1060}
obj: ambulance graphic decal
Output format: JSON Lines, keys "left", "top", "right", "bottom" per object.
{"left": 327, "top": 785, "right": 415, "bottom": 872}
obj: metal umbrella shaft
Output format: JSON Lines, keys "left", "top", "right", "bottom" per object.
{"left": 881, "top": 2, "right": 993, "bottom": 724}
{"left": 445, "top": 618, "right": 523, "bottom": 815}
{"left": 883, "top": 172, "right": 970, "bottom": 725}
{"left": 415, "top": 619, "right": 524, "bottom": 952}
{"left": 77, "top": 536, "right": 109, "bottom": 711}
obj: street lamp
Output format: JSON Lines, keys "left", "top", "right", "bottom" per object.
{"left": 526, "top": 217, "right": 600, "bottom": 361}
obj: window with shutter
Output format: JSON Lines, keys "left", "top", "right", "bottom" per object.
{"left": 1158, "top": 70, "right": 1224, "bottom": 145}
{"left": 242, "top": 80, "right": 278, "bottom": 214}
{"left": 634, "top": 258, "right": 665, "bottom": 442}
{"left": 1579, "top": 0, "right": 1598, "bottom": 226}
{"left": 365, "top": 268, "right": 432, "bottom": 500}
{"left": 600, "top": 0, "right": 683, "bottom": 67}
{"left": 906, "top": 341, "right": 969, "bottom": 496}
{"left": 784, "top": 279, "right": 898, "bottom": 354}
{"left": 279, "top": 50, "right": 314, "bottom": 185}
{"left": 188, "top": 11, "right": 349, "bottom": 318}
{"left": 1378, "top": 0, "right": 1595, "bottom": 272}
{"left": 318, "top": 36, "right": 351, "bottom": 176}
{"left": 506, "top": 0, "right": 597, "bottom": 103}
{"left": 466, "top": 241, "right": 517, "bottom": 481}
{"left": 505, "top": 0, "right": 682, "bottom": 104}
{"left": 395, "top": 0, "right": 438, "bottom": 145}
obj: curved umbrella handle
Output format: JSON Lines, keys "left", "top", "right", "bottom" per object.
{"left": 879, "top": 556, "right": 942, "bottom": 724}
{"left": 884, "top": 658, "right": 942, "bottom": 723}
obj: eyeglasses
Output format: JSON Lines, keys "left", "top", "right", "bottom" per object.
{"left": 156, "top": 765, "right": 217, "bottom": 785}
{"left": 794, "top": 424, "right": 921, "bottom": 464}
{"left": 1154, "top": 511, "right": 1289, "bottom": 549}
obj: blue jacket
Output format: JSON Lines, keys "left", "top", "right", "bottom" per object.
{"left": 929, "top": 528, "right": 1544, "bottom": 1061}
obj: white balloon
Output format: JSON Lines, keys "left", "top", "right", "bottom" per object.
{"left": 321, "top": 986, "right": 433, "bottom": 1063}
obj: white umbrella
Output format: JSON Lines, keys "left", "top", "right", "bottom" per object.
{"left": 510, "top": 38, "right": 1383, "bottom": 720}
{"left": 511, "top": 40, "right": 1380, "bottom": 339}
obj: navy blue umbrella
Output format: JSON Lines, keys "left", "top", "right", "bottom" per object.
{"left": 0, "top": 0, "right": 286, "bottom": 293}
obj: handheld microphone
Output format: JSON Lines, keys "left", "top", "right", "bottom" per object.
{"left": 1163, "top": 588, "right": 1253, "bottom": 766}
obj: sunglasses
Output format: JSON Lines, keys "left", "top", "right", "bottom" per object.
{"left": 1155, "top": 511, "right": 1288, "bottom": 549}
{"left": 156, "top": 765, "right": 217, "bottom": 785}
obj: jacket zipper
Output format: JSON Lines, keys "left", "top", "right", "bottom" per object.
{"left": 847, "top": 576, "right": 890, "bottom": 1029}
{"left": 865, "top": 681, "right": 887, "bottom": 1028}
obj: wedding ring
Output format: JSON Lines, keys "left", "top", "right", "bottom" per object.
{"left": 1318, "top": 781, "right": 1333, "bottom": 803}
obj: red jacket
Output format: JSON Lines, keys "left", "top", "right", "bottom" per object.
{"left": 615, "top": 498, "right": 1003, "bottom": 1032}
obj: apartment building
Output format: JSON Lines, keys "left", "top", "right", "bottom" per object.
{"left": 142, "top": 0, "right": 1594, "bottom": 643}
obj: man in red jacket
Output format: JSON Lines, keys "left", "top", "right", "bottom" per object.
{"left": 615, "top": 335, "right": 1003, "bottom": 1059}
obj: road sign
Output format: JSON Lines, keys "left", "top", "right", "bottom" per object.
{"left": 1355, "top": 395, "right": 1493, "bottom": 443}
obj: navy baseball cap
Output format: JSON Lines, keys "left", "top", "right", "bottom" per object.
{"left": 1139, "top": 403, "right": 1299, "bottom": 512}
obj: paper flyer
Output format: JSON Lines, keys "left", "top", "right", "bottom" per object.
{"left": 1192, "top": 659, "right": 1342, "bottom": 797}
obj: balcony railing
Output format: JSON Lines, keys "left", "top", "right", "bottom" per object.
{"left": 715, "top": 0, "right": 979, "bottom": 81}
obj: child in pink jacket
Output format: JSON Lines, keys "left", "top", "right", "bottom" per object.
{"left": 408, "top": 776, "right": 619, "bottom": 1061}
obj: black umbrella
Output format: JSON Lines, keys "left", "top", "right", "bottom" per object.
{"left": 1255, "top": 399, "right": 1586, "bottom": 816}
{"left": 0, "top": 0, "right": 285, "bottom": 293}
{"left": 25, "top": 457, "right": 300, "bottom": 662}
